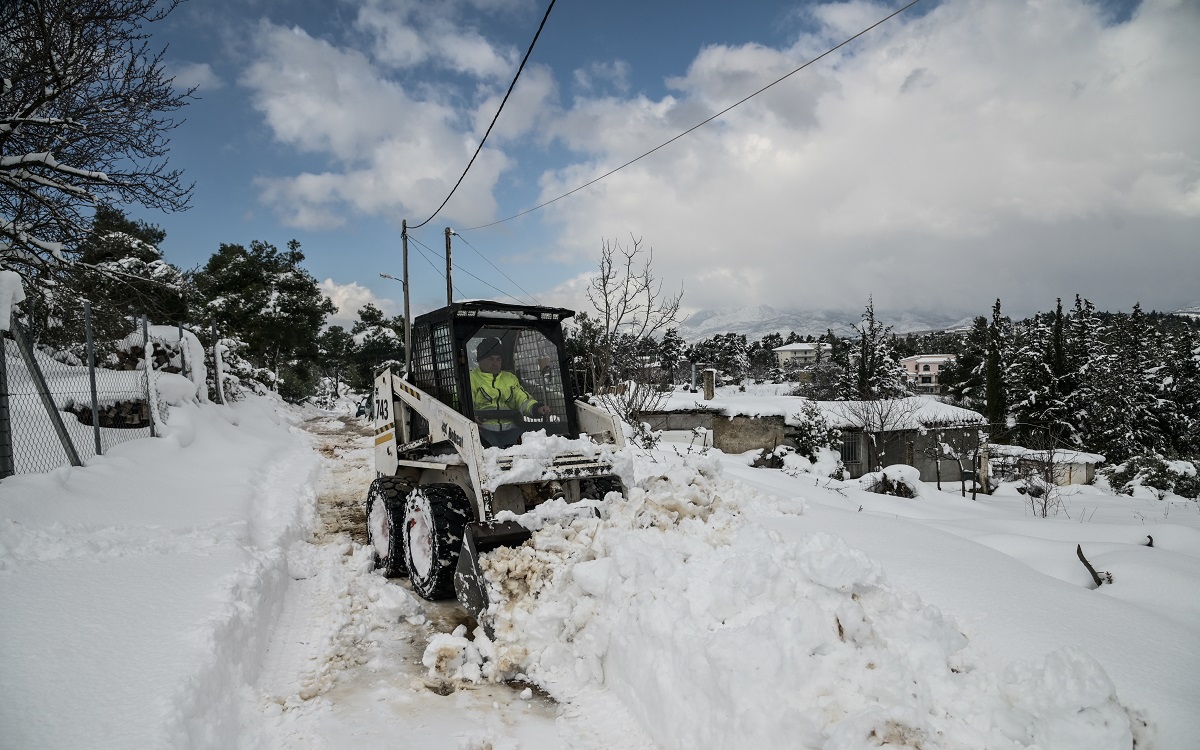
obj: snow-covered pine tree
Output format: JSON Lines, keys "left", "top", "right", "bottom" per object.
{"left": 849, "top": 297, "right": 909, "bottom": 400}
{"left": 1087, "top": 304, "right": 1168, "bottom": 462}
{"left": 658, "top": 327, "right": 687, "bottom": 385}
{"left": 984, "top": 299, "right": 1009, "bottom": 438}
{"left": 940, "top": 316, "right": 987, "bottom": 412}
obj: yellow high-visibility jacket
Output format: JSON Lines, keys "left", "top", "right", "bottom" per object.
{"left": 470, "top": 368, "right": 539, "bottom": 428}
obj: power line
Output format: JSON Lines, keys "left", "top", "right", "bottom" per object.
{"left": 410, "top": 0, "right": 558, "bottom": 230}
{"left": 410, "top": 232, "right": 526, "bottom": 303}
{"left": 453, "top": 231, "right": 540, "bottom": 305}
{"left": 465, "top": 0, "right": 923, "bottom": 231}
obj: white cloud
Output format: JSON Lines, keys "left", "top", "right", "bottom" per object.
{"left": 352, "top": 0, "right": 518, "bottom": 78}
{"left": 320, "top": 278, "right": 398, "bottom": 330}
{"left": 241, "top": 21, "right": 510, "bottom": 228}
{"left": 166, "top": 61, "right": 222, "bottom": 91}
{"left": 534, "top": 0, "right": 1200, "bottom": 316}
{"left": 573, "top": 60, "right": 632, "bottom": 95}
{"left": 237, "top": 0, "right": 1199, "bottom": 318}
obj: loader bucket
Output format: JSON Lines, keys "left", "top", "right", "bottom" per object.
{"left": 454, "top": 520, "right": 533, "bottom": 636}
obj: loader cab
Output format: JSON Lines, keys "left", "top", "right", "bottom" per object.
{"left": 407, "top": 301, "right": 578, "bottom": 448}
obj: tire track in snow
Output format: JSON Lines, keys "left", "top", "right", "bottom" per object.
{"left": 245, "top": 414, "right": 569, "bottom": 750}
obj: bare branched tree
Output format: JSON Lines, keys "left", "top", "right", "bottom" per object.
{"left": 839, "top": 397, "right": 921, "bottom": 472}
{"left": 584, "top": 235, "right": 683, "bottom": 444}
{"left": 1, "top": 0, "right": 193, "bottom": 279}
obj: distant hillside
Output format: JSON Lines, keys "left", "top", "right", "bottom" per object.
{"left": 675, "top": 305, "right": 973, "bottom": 342}
{"left": 1171, "top": 304, "right": 1200, "bottom": 320}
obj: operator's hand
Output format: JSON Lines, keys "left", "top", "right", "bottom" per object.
{"left": 536, "top": 404, "right": 551, "bottom": 417}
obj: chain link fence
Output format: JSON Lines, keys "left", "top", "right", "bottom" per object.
{"left": 1, "top": 300, "right": 221, "bottom": 479}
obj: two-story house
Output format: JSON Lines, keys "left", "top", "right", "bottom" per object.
{"left": 900, "top": 354, "right": 955, "bottom": 394}
{"left": 772, "top": 342, "right": 832, "bottom": 369}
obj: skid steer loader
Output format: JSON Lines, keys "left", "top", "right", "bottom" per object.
{"left": 366, "top": 300, "right": 626, "bottom": 629}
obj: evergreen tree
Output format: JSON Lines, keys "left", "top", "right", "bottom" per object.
{"left": 1088, "top": 303, "right": 1166, "bottom": 461}
{"left": 318, "top": 325, "right": 355, "bottom": 398}
{"left": 940, "top": 316, "right": 987, "bottom": 411}
{"left": 984, "top": 299, "right": 1009, "bottom": 438}
{"left": 849, "top": 297, "right": 908, "bottom": 400}
{"left": 348, "top": 303, "right": 404, "bottom": 391}
{"left": 564, "top": 312, "right": 604, "bottom": 394}
{"left": 1162, "top": 323, "right": 1200, "bottom": 455}
{"left": 30, "top": 204, "right": 190, "bottom": 351}
{"left": 658, "top": 327, "right": 687, "bottom": 385}
{"left": 195, "top": 239, "right": 335, "bottom": 399}
{"left": 1062, "top": 295, "right": 1106, "bottom": 452}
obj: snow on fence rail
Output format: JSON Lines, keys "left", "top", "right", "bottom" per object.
{"left": 0, "top": 300, "right": 216, "bottom": 478}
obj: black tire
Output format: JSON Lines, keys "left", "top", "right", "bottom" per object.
{"left": 366, "top": 476, "right": 409, "bottom": 577}
{"left": 404, "top": 483, "right": 474, "bottom": 600}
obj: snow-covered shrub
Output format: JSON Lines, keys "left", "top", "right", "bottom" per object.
{"left": 788, "top": 400, "right": 841, "bottom": 462}
{"left": 209, "top": 336, "right": 275, "bottom": 402}
{"left": 1102, "top": 456, "right": 1200, "bottom": 500}
{"left": 859, "top": 465, "right": 921, "bottom": 498}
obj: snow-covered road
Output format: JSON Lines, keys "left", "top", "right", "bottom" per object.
{"left": 243, "top": 415, "right": 652, "bottom": 750}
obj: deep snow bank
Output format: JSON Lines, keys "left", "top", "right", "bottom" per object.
{"left": 0, "top": 395, "right": 321, "bottom": 748}
{"left": 436, "top": 454, "right": 1144, "bottom": 750}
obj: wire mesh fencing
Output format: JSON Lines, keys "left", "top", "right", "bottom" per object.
{"left": 0, "top": 301, "right": 218, "bottom": 479}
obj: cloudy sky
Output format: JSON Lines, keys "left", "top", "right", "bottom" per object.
{"left": 146, "top": 0, "right": 1197, "bottom": 328}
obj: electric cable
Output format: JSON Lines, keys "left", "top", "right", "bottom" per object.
{"left": 464, "top": 0, "right": 922, "bottom": 231}
{"left": 453, "top": 231, "right": 541, "bottom": 305}
{"left": 410, "top": 0, "right": 558, "bottom": 230}
{"left": 411, "top": 232, "right": 526, "bottom": 303}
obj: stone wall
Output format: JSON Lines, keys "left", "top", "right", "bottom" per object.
{"left": 64, "top": 399, "right": 152, "bottom": 429}
{"left": 639, "top": 410, "right": 716, "bottom": 432}
{"left": 713, "top": 414, "right": 790, "bottom": 455}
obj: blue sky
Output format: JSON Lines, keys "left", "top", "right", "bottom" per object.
{"left": 140, "top": 0, "right": 1196, "bottom": 328}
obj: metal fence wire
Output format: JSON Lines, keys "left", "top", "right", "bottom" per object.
{"left": 0, "top": 301, "right": 204, "bottom": 479}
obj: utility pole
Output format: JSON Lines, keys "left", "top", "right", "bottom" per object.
{"left": 444, "top": 227, "right": 454, "bottom": 306}
{"left": 402, "top": 219, "right": 412, "bottom": 375}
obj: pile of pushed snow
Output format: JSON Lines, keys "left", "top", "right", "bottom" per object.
{"left": 478, "top": 430, "right": 636, "bottom": 492}
{"left": 427, "top": 455, "right": 1143, "bottom": 749}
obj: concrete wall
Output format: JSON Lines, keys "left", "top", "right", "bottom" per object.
{"left": 639, "top": 410, "right": 716, "bottom": 432}
{"left": 713, "top": 414, "right": 790, "bottom": 455}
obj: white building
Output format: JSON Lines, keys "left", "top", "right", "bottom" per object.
{"left": 773, "top": 342, "right": 832, "bottom": 368}
{"left": 900, "top": 354, "right": 955, "bottom": 394}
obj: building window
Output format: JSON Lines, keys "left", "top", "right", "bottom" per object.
{"left": 920, "top": 376, "right": 933, "bottom": 384}
{"left": 922, "top": 364, "right": 931, "bottom": 371}
{"left": 840, "top": 432, "right": 861, "bottom": 464}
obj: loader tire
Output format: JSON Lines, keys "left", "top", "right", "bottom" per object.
{"left": 366, "top": 476, "right": 409, "bottom": 577}
{"left": 404, "top": 484, "right": 473, "bottom": 600}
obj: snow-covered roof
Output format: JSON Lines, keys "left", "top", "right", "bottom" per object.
{"left": 988, "top": 444, "right": 1105, "bottom": 465}
{"left": 772, "top": 342, "right": 831, "bottom": 352}
{"left": 653, "top": 386, "right": 985, "bottom": 431}
{"left": 900, "top": 354, "right": 955, "bottom": 364}
{"left": 814, "top": 397, "right": 986, "bottom": 430}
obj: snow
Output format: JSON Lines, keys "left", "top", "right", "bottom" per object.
{"left": 0, "top": 269, "right": 25, "bottom": 330}
{"left": 654, "top": 384, "right": 986, "bottom": 430}
{"left": 3, "top": 394, "right": 1199, "bottom": 748}
{"left": 989, "top": 443, "right": 1106, "bottom": 465}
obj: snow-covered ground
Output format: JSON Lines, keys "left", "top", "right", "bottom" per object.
{"left": 2, "top": 394, "right": 1198, "bottom": 748}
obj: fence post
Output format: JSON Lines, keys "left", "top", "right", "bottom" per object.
{"left": 11, "top": 321, "right": 82, "bottom": 467}
{"left": 178, "top": 321, "right": 187, "bottom": 380}
{"left": 84, "top": 301, "right": 103, "bottom": 456}
{"left": 142, "top": 316, "right": 156, "bottom": 438}
{"left": 211, "top": 324, "right": 225, "bottom": 405}
{"left": 0, "top": 332, "right": 14, "bottom": 479}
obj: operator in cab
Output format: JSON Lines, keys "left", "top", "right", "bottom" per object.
{"left": 471, "top": 337, "right": 551, "bottom": 446}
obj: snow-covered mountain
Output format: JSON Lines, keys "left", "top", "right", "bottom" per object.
{"left": 1170, "top": 304, "right": 1200, "bottom": 320}
{"left": 675, "top": 305, "right": 973, "bottom": 342}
